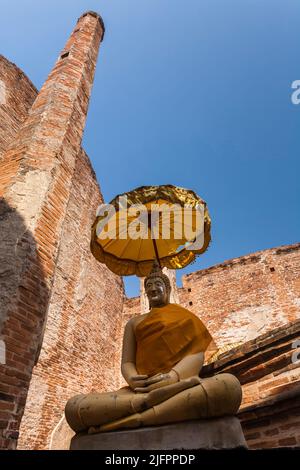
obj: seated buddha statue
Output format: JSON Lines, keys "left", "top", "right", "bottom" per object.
{"left": 65, "top": 262, "right": 242, "bottom": 434}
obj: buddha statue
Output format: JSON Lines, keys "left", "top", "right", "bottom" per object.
{"left": 65, "top": 262, "right": 242, "bottom": 434}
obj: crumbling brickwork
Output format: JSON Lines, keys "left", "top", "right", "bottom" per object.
{"left": 17, "top": 148, "right": 124, "bottom": 450}
{"left": 202, "top": 319, "right": 300, "bottom": 448}
{"left": 0, "top": 12, "right": 125, "bottom": 450}
{"left": 0, "top": 55, "right": 37, "bottom": 158}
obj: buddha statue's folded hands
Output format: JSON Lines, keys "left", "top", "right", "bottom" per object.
{"left": 125, "top": 373, "right": 149, "bottom": 391}
{"left": 133, "top": 369, "right": 179, "bottom": 393}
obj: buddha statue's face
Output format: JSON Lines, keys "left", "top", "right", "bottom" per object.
{"left": 145, "top": 276, "right": 169, "bottom": 308}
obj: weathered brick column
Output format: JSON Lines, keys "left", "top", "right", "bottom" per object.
{"left": 0, "top": 11, "right": 104, "bottom": 449}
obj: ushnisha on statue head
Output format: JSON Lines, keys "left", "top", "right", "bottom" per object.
{"left": 144, "top": 260, "right": 171, "bottom": 308}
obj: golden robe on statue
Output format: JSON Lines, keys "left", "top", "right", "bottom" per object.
{"left": 136, "top": 304, "right": 212, "bottom": 376}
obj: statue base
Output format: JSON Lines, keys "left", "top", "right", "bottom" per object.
{"left": 70, "top": 416, "right": 247, "bottom": 450}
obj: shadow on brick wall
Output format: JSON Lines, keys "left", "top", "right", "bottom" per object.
{"left": 0, "top": 197, "right": 49, "bottom": 449}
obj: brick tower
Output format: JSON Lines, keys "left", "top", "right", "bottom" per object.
{"left": 0, "top": 12, "right": 105, "bottom": 449}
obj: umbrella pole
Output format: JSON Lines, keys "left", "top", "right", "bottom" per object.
{"left": 152, "top": 238, "right": 162, "bottom": 269}
{"left": 148, "top": 212, "right": 162, "bottom": 268}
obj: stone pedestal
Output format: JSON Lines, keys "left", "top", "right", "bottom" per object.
{"left": 70, "top": 416, "right": 247, "bottom": 450}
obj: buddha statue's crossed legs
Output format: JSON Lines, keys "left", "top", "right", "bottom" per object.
{"left": 65, "top": 373, "right": 242, "bottom": 434}
{"left": 65, "top": 375, "right": 200, "bottom": 433}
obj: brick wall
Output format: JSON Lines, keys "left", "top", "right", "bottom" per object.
{"left": 202, "top": 319, "right": 300, "bottom": 448}
{"left": 0, "top": 56, "right": 44, "bottom": 448}
{"left": 0, "top": 12, "right": 120, "bottom": 450}
{"left": 179, "top": 243, "right": 300, "bottom": 347}
{"left": 0, "top": 55, "right": 37, "bottom": 158}
{"left": 122, "top": 296, "right": 140, "bottom": 326}
{"left": 17, "top": 148, "right": 124, "bottom": 449}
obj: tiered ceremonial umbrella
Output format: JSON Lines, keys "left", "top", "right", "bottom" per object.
{"left": 90, "top": 184, "right": 211, "bottom": 277}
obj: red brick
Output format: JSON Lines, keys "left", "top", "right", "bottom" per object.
{"left": 0, "top": 402, "right": 15, "bottom": 412}
{"left": 264, "top": 428, "right": 279, "bottom": 436}
{"left": 278, "top": 437, "right": 297, "bottom": 447}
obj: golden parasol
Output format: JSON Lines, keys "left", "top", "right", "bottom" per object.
{"left": 90, "top": 184, "right": 211, "bottom": 277}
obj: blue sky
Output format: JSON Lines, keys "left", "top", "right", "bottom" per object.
{"left": 1, "top": 0, "right": 299, "bottom": 297}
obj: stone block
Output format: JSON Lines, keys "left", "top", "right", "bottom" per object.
{"left": 70, "top": 416, "right": 247, "bottom": 450}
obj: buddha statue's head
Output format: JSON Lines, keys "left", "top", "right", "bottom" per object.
{"left": 144, "top": 260, "right": 171, "bottom": 308}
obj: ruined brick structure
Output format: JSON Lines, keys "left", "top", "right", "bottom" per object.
{"left": 202, "top": 318, "right": 300, "bottom": 448}
{"left": 0, "top": 12, "right": 124, "bottom": 450}
{"left": 0, "top": 10, "right": 299, "bottom": 450}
